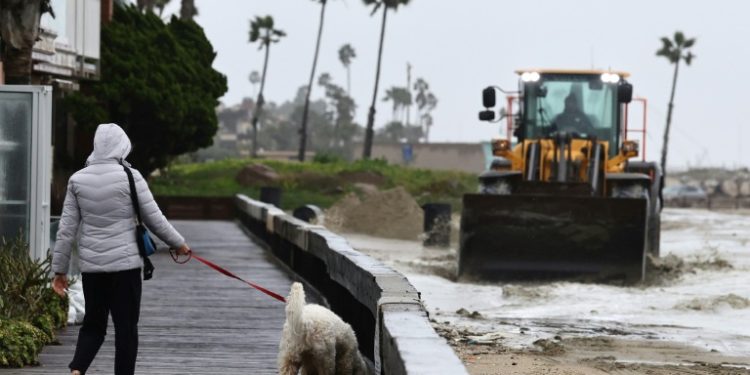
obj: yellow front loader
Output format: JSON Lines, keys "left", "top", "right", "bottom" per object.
{"left": 459, "top": 70, "right": 661, "bottom": 283}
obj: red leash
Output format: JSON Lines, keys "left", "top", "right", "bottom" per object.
{"left": 170, "top": 249, "right": 286, "bottom": 303}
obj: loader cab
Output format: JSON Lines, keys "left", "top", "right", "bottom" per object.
{"left": 516, "top": 70, "right": 632, "bottom": 157}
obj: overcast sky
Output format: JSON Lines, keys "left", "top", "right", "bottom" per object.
{"left": 158, "top": 0, "right": 750, "bottom": 170}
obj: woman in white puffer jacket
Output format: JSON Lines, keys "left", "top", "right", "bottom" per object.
{"left": 52, "top": 123, "right": 190, "bottom": 375}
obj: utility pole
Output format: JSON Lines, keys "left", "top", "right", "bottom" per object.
{"left": 406, "top": 62, "right": 412, "bottom": 126}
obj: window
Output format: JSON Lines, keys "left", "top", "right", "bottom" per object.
{"left": 523, "top": 74, "right": 620, "bottom": 155}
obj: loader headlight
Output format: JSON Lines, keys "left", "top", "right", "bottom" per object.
{"left": 492, "top": 139, "right": 511, "bottom": 154}
{"left": 622, "top": 140, "right": 639, "bottom": 155}
{"left": 521, "top": 71, "right": 541, "bottom": 82}
{"left": 600, "top": 73, "right": 621, "bottom": 83}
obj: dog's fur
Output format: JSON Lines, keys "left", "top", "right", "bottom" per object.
{"left": 278, "top": 282, "right": 368, "bottom": 375}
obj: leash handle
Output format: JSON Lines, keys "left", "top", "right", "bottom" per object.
{"left": 169, "top": 248, "right": 192, "bottom": 264}
{"left": 171, "top": 249, "right": 286, "bottom": 303}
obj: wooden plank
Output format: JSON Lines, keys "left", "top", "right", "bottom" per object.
{"left": 3, "top": 221, "right": 292, "bottom": 374}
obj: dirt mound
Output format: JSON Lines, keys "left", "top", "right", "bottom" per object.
{"left": 676, "top": 294, "right": 750, "bottom": 311}
{"left": 325, "top": 187, "right": 424, "bottom": 240}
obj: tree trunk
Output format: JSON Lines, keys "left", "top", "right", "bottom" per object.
{"left": 2, "top": 44, "right": 33, "bottom": 84}
{"left": 346, "top": 66, "right": 351, "bottom": 96}
{"left": 0, "top": 0, "right": 44, "bottom": 84}
{"left": 252, "top": 41, "right": 271, "bottom": 158}
{"left": 137, "top": 0, "right": 156, "bottom": 12}
{"left": 363, "top": 6, "right": 388, "bottom": 159}
{"left": 660, "top": 60, "right": 680, "bottom": 180}
{"left": 298, "top": 0, "right": 327, "bottom": 162}
{"left": 406, "top": 64, "right": 411, "bottom": 127}
{"left": 180, "top": 0, "right": 197, "bottom": 21}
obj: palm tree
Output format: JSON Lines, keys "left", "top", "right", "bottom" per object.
{"left": 137, "top": 0, "right": 156, "bottom": 12}
{"left": 180, "top": 0, "right": 197, "bottom": 21}
{"left": 338, "top": 44, "right": 356, "bottom": 94}
{"left": 299, "top": 0, "right": 329, "bottom": 162}
{"left": 317, "top": 72, "right": 356, "bottom": 149}
{"left": 361, "top": 0, "right": 412, "bottom": 159}
{"left": 413, "top": 78, "right": 438, "bottom": 141}
{"left": 249, "top": 15, "right": 286, "bottom": 158}
{"left": 382, "top": 86, "right": 411, "bottom": 123}
{"left": 155, "top": 0, "right": 170, "bottom": 17}
{"left": 382, "top": 87, "right": 401, "bottom": 121}
{"left": 422, "top": 92, "right": 437, "bottom": 142}
{"left": 656, "top": 31, "right": 696, "bottom": 179}
{"left": 0, "top": 0, "right": 53, "bottom": 84}
{"left": 249, "top": 70, "right": 261, "bottom": 96}
{"left": 413, "top": 77, "right": 429, "bottom": 127}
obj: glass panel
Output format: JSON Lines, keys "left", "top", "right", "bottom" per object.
{"left": 0, "top": 92, "right": 32, "bottom": 243}
{"left": 0, "top": 204, "right": 30, "bottom": 242}
{"left": 524, "top": 75, "right": 619, "bottom": 155}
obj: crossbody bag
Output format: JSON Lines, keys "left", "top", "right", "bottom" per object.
{"left": 122, "top": 165, "right": 156, "bottom": 280}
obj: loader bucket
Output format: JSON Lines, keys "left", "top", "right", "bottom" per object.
{"left": 458, "top": 194, "right": 648, "bottom": 283}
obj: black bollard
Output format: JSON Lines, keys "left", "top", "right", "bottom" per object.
{"left": 422, "top": 203, "right": 451, "bottom": 248}
{"left": 259, "top": 186, "right": 282, "bottom": 207}
{"left": 293, "top": 205, "right": 323, "bottom": 223}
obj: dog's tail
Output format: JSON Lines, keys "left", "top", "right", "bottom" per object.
{"left": 286, "top": 282, "right": 306, "bottom": 335}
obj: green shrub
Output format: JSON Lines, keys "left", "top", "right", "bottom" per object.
{"left": 150, "top": 157, "right": 477, "bottom": 211}
{"left": 0, "top": 235, "right": 68, "bottom": 367}
{"left": 0, "top": 319, "right": 48, "bottom": 367}
{"left": 312, "top": 151, "right": 345, "bottom": 164}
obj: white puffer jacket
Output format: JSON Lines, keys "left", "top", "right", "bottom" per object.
{"left": 52, "top": 123, "right": 185, "bottom": 274}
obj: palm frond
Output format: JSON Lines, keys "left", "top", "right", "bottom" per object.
{"left": 674, "top": 31, "right": 685, "bottom": 46}
{"left": 369, "top": 1, "right": 382, "bottom": 16}
{"left": 684, "top": 51, "right": 695, "bottom": 65}
{"left": 660, "top": 37, "right": 673, "bottom": 49}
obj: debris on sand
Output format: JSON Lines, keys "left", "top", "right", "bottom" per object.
{"left": 676, "top": 294, "right": 750, "bottom": 311}
{"left": 325, "top": 187, "right": 424, "bottom": 240}
{"left": 502, "top": 285, "right": 550, "bottom": 300}
{"left": 432, "top": 323, "right": 507, "bottom": 347}
{"left": 465, "top": 331, "right": 505, "bottom": 345}
{"left": 644, "top": 252, "right": 733, "bottom": 286}
{"left": 456, "top": 308, "right": 484, "bottom": 319}
{"left": 400, "top": 253, "right": 458, "bottom": 281}
{"left": 533, "top": 338, "right": 566, "bottom": 355}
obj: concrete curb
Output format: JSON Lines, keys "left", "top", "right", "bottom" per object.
{"left": 235, "top": 194, "right": 468, "bottom": 375}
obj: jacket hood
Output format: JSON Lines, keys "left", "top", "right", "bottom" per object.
{"left": 86, "top": 123, "right": 132, "bottom": 165}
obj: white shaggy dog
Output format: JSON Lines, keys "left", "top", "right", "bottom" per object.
{"left": 278, "top": 282, "right": 368, "bottom": 375}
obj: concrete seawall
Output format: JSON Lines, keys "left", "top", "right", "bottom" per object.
{"left": 234, "top": 194, "right": 468, "bottom": 375}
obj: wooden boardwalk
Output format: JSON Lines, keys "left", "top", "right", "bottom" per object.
{"left": 5, "top": 221, "right": 293, "bottom": 375}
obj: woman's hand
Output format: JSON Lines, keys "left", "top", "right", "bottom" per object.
{"left": 175, "top": 243, "right": 191, "bottom": 256}
{"left": 52, "top": 274, "right": 68, "bottom": 297}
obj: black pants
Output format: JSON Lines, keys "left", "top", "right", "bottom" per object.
{"left": 69, "top": 268, "right": 142, "bottom": 375}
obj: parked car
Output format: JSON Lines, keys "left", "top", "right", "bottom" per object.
{"left": 663, "top": 185, "right": 708, "bottom": 207}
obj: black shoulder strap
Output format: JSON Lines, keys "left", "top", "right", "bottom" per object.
{"left": 122, "top": 165, "right": 143, "bottom": 225}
